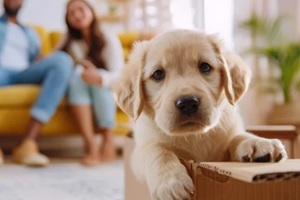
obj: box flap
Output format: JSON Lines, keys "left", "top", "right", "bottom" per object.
{"left": 197, "top": 159, "right": 300, "bottom": 182}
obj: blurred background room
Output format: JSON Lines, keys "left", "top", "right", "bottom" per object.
{"left": 0, "top": 0, "right": 300, "bottom": 199}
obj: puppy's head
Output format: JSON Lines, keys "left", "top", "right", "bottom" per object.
{"left": 114, "top": 30, "right": 251, "bottom": 136}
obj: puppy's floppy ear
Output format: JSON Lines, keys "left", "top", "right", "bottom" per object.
{"left": 208, "top": 35, "right": 251, "bottom": 105}
{"left": 113, "top": 41, "right": 148, "bottom": 120}
{"left": 221, "top": 51, "right": 252, "bottom": 105}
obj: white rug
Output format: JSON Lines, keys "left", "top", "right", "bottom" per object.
{"left": 0, "top": 160, "right": 124, "bottom": 200}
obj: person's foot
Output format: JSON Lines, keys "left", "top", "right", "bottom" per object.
{"left": 100, "top": 144, "right": 116, "bottom": 162}
{"left": 0, "top": 148, "right": 4, "bottom": 165}
{"left": 100, "top": 135, "right": 116, "bottom": 162}
{"left": 98, "top": 129, "right": 117, "bottom": 162}
{"left": 12, "top": 139, "right": 49, "bottom": 167}
{"left": 81, "top": 153, "right": 100, "bottom": 166}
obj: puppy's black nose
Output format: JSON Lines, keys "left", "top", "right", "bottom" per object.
{"left": 175, "top": 95, "right": 200, "bottom": 116}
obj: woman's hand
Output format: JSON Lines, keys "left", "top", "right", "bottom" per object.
{"left": 81, "top": 59, "right": 102, "bottom": 86}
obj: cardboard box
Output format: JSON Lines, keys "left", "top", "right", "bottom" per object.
{"left": 124, "top": 136, "right": 300, "bottom": 200}
{"left": 124, "top": 136, "right": 151, "bottom": 200}
{"left": 183, "top": 160, "right": 300, "bottom": 200}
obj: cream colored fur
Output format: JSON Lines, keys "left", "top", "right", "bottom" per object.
{"left": 114, "top": 29, "right": 287, "bottom": 200}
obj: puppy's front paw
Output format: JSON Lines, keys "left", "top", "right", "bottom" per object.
{"left": 236, "top": 138, "right": 287, "bottom": 162}
{"left": 150, "top": 165, "right": 194, "bottom": 200}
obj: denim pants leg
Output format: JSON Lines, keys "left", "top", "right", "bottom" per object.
{"left": 68, "top": 71, "right": 116, "bottom": 129}
{"left": 14, "top": 51, "right": 73, "bottom": 123}
{"left": 68, "top": 70, "right": 92, "bottom": 105}
{"left": 90, "top": 86, "right": 116, "bottom": 129}
{"left": 0, "top": 68, "right": 19, "bottom": 86}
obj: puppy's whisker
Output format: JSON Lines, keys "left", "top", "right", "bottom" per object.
{"left": 196, "top": 133, "right": 202, "bottom": 140}
{"left": 217, "top": 119, "right": 227, "bottom": 135}
{"left": 184, "top": 135, "right": 189, "bottom": 143}
{"left": 220, "top": 117, "right": 228, "bottom": 135}
{"left": 148, "top": 110, "right": 156, "bottom": 119}
{"left": 217, "top": 124, "right": 226, "bottom": 136}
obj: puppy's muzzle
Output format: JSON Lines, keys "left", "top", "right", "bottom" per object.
{"left": 175, "top": 95, "right": 200, "bottom": 116}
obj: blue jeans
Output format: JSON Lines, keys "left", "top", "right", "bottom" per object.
{"left": 68, "top": 71, "right": 116, "bottom": 129}
{"left": 0, "top": 51, "right": 73, "bottom": 123}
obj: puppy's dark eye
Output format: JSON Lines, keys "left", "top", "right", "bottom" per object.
{"left": 199, "top": 62, "right": 212, "bottom": 74}
{"left": 152, "top": 69, "right": 165, "bottom": 81}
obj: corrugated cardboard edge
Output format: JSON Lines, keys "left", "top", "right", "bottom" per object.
{"left": 196, "top": 161, "right": 300, "bottom": 183}
{"left": 124, "top": 136, "right": 151, "bottom": 200}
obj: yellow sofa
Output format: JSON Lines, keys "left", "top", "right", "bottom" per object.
{"left": 0, "top": 26, "right": 142, "bottom": 136}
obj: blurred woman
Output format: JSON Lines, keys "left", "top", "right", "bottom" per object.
{"left": 59, "top": 0, "right": 124, "bottom": 165}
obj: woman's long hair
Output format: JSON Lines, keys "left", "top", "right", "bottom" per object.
{"left": 60, "top": 0, "right": 106, "bottom": 69}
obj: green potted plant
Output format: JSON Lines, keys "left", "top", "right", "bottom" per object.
{"left": 262, "top": 44, "right": 300, "bottom": 103}
{"left": 241, "top": 14, "right": 300, "bottom": 125}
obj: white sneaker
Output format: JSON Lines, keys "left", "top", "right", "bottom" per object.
{"left": 19, "top": 152, "right": 49, "bottom": 167}
{"left": 12, "top": 140, "right": 49, "bottom": 167}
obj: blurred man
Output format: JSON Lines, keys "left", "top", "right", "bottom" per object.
{"left": 0, "top": 0, "right": 73, "bottom": 166}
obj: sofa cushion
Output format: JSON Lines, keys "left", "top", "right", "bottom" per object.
{"left": 49, "top": 31, "right": 63, "bottom": 50}
{"left": 118, "top": 32, "right": 138, "bottom": 48}
{"left": 0, "top": 108, "right": 78, "bottom": 135}
{"left": 32, "top": 26, "right": 52, "bottom": 55}
{"left": 0, "top": 85, "right": 67, "bottom": 107}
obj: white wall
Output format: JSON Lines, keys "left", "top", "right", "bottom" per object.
{"left": 204, "top": 0, "right": 234, "bottom": 49}
{"left": 0, "top": 0, "right": 68, "bottom": 31}
{"left": 192, "top": 0, "right": 234, "bottom": 49}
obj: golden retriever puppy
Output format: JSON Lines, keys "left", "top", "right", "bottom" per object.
{"left": 114, "top": 29, "right": 287, "bottom": 200}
